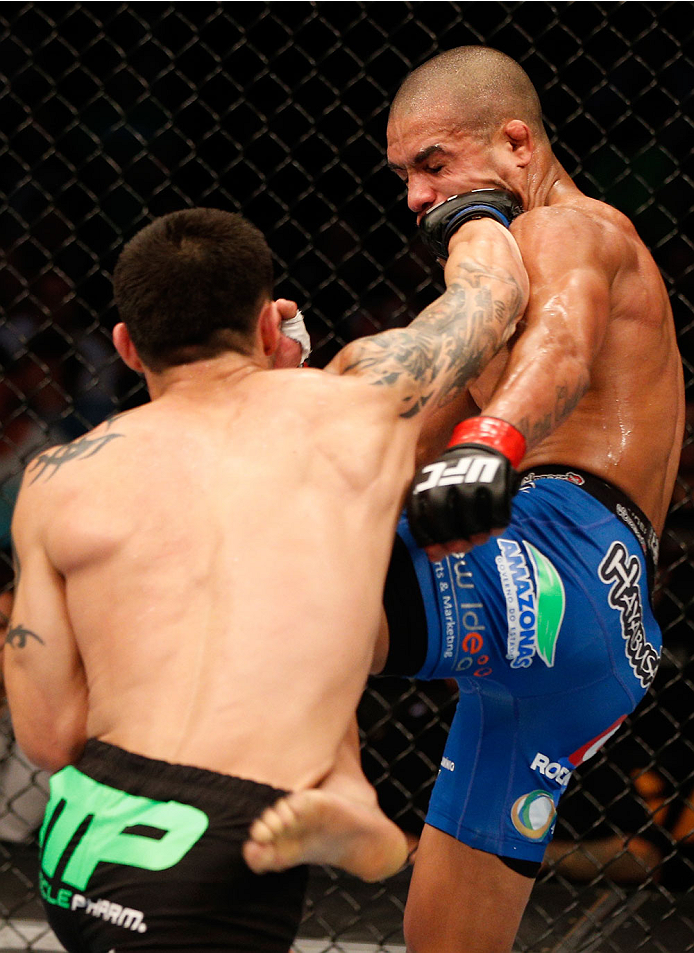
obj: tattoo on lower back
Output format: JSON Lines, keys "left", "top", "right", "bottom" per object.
{"left": 341, "top": 258, "right": 524, "bottom": 418}
{"left": 6, "top": 624, "right": 45, "bottom": 648}
{"left": 28, "top": 428, "right": 124, "bottom": 484}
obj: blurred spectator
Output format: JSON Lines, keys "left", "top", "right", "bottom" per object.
{"left": 0, "top": 272, "right": 133, "bottom": 551}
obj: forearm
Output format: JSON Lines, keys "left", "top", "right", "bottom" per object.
{"left": 4, "top": 615, "right": 88, "bottom": 773}
{"left": 482, "top": 345, "right": 590, "bottom": 450}
{"left": 405, "top": 222, "right": 526, "bottom": 455}
{"left": 444, "top": 217, "right": 528, "bottom": 332}
{"left": 4, "top": 661, "right": 88, "bottom": 772}
{"left": 334, "top": 220, "right": 527, "bottom": 422}
{"left": 482, "top": 213, "right": 611, "bottom": 451}
{"left": 409, "top": 252, "right": 523, "bottom": 410}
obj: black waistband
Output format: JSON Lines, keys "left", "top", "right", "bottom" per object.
{"left": 518, "top": 465, "right": 659, "bottom": 590}
{"left": 76, "top": 739, "right": 288, "bottom": 813}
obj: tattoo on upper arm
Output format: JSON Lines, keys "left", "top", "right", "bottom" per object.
{"left": 28, "top": 423, "right": 124, "bottom": 484}
{"left": 342, "top": 258, "right": 524, "bottom": 418}
{"left": 6, "top": 623, "right": 45, "bottom": 648}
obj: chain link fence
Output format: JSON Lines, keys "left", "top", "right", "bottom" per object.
{"left": 1, "top": 3, "right": 692, "bottom": 950}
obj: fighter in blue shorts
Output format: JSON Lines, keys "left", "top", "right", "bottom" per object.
{"left": 381, "top": 466, "right": 661, "bottom": 875}
{"left": 383, "top": 43, "right": 684, "bottom": 953}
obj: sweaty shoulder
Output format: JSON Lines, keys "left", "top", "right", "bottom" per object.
{"left": 511, "top": 197, "right": 670, "bottom": 330}
{"left": 511, "top": 199, "right": 633, "bottom": 280}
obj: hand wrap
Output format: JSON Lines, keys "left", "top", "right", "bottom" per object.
{"left": 281, "top": 308, "right": 311, "bottom": 365}
{"left": 419, "top": 189, "right": 523, "bottom": 260}
{"left": 406, "top": 417, "right": 526, "bottom": 549}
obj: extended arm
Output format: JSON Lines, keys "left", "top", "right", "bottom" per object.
{"left": 327, "top": 217, "right": 528, "bottom": 430}
{"left": 3, "top": 476, "right": 88, "bottom": 772}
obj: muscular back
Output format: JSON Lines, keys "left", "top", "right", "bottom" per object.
{"left": 25, "top": 370, "right": 416, "bottom": 790}
{"left": 5, "top": 217, "right": 528, "bottom": 781}
{"left": 472, "top": 193, "right": 684, "bottom": 534}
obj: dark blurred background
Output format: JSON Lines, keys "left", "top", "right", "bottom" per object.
{"left": 1, "top": 4, "right": 692, "bottom": 950}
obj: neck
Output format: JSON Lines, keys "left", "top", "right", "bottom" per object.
{"left": 524, "top": 150, "right": 580, "bottom": 210}
{"left": 145, "top": 350, "right": 267, "bottom": 400}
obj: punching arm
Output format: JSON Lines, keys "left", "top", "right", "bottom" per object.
{"left": 327, "top": 214, "right": 528, "bottom": 435}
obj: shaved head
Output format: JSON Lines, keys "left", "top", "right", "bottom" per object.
{"left": 390, "top": 46, "right": 547, "bottom": 144}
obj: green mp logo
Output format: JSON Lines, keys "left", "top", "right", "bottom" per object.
{"left": 40, "top": 767, "right": 209, "bottom": 891}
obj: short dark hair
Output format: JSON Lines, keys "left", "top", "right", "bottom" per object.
{"left": 113, "top": 208, "right": 274, "bottom": 370}
{"left": 391, "top": 46, "right": 548, "bottom": 145}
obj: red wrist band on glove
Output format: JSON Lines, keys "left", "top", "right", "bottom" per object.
{"left": 448, "top": 417, "right": 526, "bottom": 468}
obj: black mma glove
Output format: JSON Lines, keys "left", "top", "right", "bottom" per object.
{"left": 419, "top": 189, "right": 523, "bottom": 260}
{"left": 406, "top": 417, "right": 526, "bottom": 549}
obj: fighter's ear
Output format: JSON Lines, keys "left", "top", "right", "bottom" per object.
{"left": 258, "top": 299, "right": 282, "bottom": 357}
{"left": 113, "top": 322, "right": 145, "bottom": 373}
{"left": 503, "top": 120, "right": 533, "bottom": 167}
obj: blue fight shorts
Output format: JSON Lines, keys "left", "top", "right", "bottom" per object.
{"left": 382, "top": 466, "right": 662, "bottom": 867}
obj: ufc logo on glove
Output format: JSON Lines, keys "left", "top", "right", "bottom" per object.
{"left": 414, "top": 456, "right": 502, "bottom": 492}
{"left": 406, "top": 417, "right": 525, "bottom": 547}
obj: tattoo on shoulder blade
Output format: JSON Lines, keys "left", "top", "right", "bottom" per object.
{"left": 342, "top": 257, "right": 524, "bottom": 418}
{"left": 6, "top": 623, "right": 45, "bottom": 648}
{"left": 28, "top": 425, "right": 124, "bottom": 484}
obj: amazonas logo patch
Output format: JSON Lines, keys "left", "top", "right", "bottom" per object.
{"left": 496, "top": 539, "right": 566, "bottom": 669}
{"left": 511, "top": 790, "right": 556, "bottom": 840}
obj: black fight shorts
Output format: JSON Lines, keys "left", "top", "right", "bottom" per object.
{"left": 38, "top": 740, "right": 308, "bottom": 952}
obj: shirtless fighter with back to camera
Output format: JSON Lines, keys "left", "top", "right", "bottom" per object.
{"left": 3, "top": 204, "right": 527, "bottom": 952}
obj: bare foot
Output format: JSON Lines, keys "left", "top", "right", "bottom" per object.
{"left": 243, "top": 789, "right": 409, "bottom": 882}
